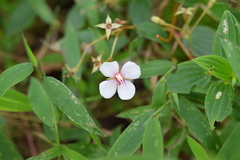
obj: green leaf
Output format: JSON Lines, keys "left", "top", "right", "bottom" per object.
{"left": 137, "top": 22, "right": 170, "bottom": 49}
{"left": 143, "top": 117, "right": 163, "bottom": 159}
{"left": 220, "top": 38, "right": 240, "bottom": 82}
{"left": 216, "top": 123, "right": 240, "bottom": 160}
{"left": 205, "top": 82, "right": 233, "bottom": 130}
{"left": 0, "top": 89, "right": 32, "bottom": 112}
{"left": 117, "top": 105, "right": 152, "bottom": 120}
{"left": 128, "top": 0, "right": 151, "bottom": 24}
{"left": 22, "top": 33, "right": 38, "bottom": 67}
{"left": 64, "top": 24, "right": 81, "bottom": 68}
{"left": 175, "top": 96, "right": 222, "bottom": 153}
{"left": 172, "top": 92, "right": 180, "bottom": 111}
{"left": 26, "top": 0, "right": 54, "bottom": 24}
{"left": 0, "top": 62, "right": 34, "bottom": 98}
{"left": 28, "top": 77, "right": 58, "bottom": 127}
{"left": 62, "top": 147, "right": 87, "bottom": 160}
{"left": 212, "top": 10, "right": 240, "bottom": 57}
{"left": 183, "top": 25, "right": 215, "bottom": 57}
{"left": 167, "top": 61, "right": 211, "bottom": 94}
{"left": 42, "top": 76, "right": 104, "bottom": 136}
{"left": 27, "top": 146, "right": 62, "bottom": 160}
{"left": 187, "top": 136, "right": 210, "bottom": 160}
{"left": 0, "top": 129, "right": 23, "bottom": 160}
{"left": 66, "top": 4, "right": 85, "bottom": 30}
{"left": 193, "top": 55, "right": 234, "bottom": 81}
{"left": 140, "top": 60, "right": 173, "bottom": 78}
{"left": 77, "top": 0, "right": 99, "bottom": 26}
{"left": 107, "top": 109, "right": 155, "bottom": 157}
{"left": 151, "top": 80, "right": 168, "bottom": 110}
{"left": 6, "top": 1, "right": 35, "bottom": 34}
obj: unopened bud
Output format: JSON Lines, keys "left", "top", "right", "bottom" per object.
{"left": 151, "top": 16, "right": 166, "bottom": 25}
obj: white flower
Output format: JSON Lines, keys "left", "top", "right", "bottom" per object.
{"left": 99, "top": 61, "right": 141, "bottom": 100}
{"left": 95, "top": 15, "right": 122, "bottom": 40}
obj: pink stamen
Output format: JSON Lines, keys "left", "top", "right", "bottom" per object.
{"left": 115, "top": 73, "right": 125, "bottom": 85}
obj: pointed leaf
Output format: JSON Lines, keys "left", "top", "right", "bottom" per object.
{"left": 175, "top": 97, "right": 222, "bottom": 153}
{"left": 0, "top": 89, "right": 32, "bottom": 112}
{"left": 216, "top": 123, "right": 240, "bottom": 160}
{"left": 167, "top": 61, "right": 211, "bottom": 94}
{"left": 212, "top": 10, "right": 240, "bottom": 58}
{"left": 27, "top": 146, "right": 62, "bottom": 160}
{"left": 117, "top": 105, "right": 152, "bottom": 120}
{"left": 193, "top": 55, "right": 234, "bottom": 81}
{"left": 107, "top": 109, "right": 154, "bottom": 157}
{"left": 62, "top": 147, "right": 87, "bottom": 160}
{"left": 28, "top": 77, "right": 58, "bottom": 127}
{"left": 143, "top": 117, "right": 163, "bottom": 159}
{"left": 0, "top": 129, "right": 23, "bottom": 160}
{"left": 140, "top": 60, "right": 173, "bottom": 78}
{"left": 0, "top": 62, "right": 34, "bottom": 98}
{"left": 26, "top": 0, "right": 54, "bottom": 24}
{"left": 151, "top": 80, "right": 168, "bottom": 110}
{"left": 220, "top": 38, "right": 240, "bottom": 82}
{"left": 22, "top": 33, "right": 38, "bottom": 67}
{"left": 205, "top": 82, "right": 233, "bottom": 130}
{"left": 42, "top": 76, "right": 104, "bottom": 136}
{"left": 187, "top": 136, "right": 210, "bottom": 160}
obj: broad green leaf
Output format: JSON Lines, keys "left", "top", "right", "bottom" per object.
{"left": 107, "top": 109, "right": 155, "bottom": 157}
{"left": 22, "top": 33, "right": 38, "bottom": 67}
{"left": 117, "top": 105, "right": 152, "bottom": 120}
{"left": 0, "top": 129, "right": 23, "bottom": 160}
{"left": 0, "top": 89, "right": 32, "bottom": 112}
{"left": 175, "top": 96, "right": 222, "bottom": 153}
{"left": 205, "top": 82, "right": 233, "bottom": 130}
{"left": 77, "top": 0, "right": 99, "bottom": 26}
{"left": 151, "top": 80, "right": 168, "bottom": 110}
{"left": 95, "top": 155, "right": 177, "bottom": 160}
{"left": 220, "top": 38, "right": 240, "bottom": 82}
{"left": 6, "top": 1, "right": 35, "bottom": 34}
{"left": 140, "top": 60, "right": 173, "bottom": 78}
{"left": 27, "top": 146, "right": 62, "bottom": 160}
{"left": 62, "top": 147, "right": 87, "bottom": 160}
{"left": 193, "top": 55, "right": 234, "bottom": 81}
{"left": 26, "top": 0, "right": 54, "bottom": 24}
{"left": 143, "top": 117, "right": 163, "bottom": 159}
{"left": 183, "top": 25, "right": 215, "bottom": 57}
{"left": 0, "top": 62, "right": 34, "bottom": 98}
{"left": 92, "top": 30, "right": 110, "bottom": 60}
{"left": 137, "top": 22, "right": 170, "bottom": 49}
{"left": 68, "top": 142, "right": 105, "bottom": 158}
{"left": 28, "top": 77, "right": 58, "bottom": 127}
{"left": 167, "top": 61, "right": 211, "bottom": 94}
{"left": 128, "top": 0, "right": 151, "bottom": 24}
{"left": 216, "top": 123, "right": 240, "bottom": 160}
{"left": 66, "top": 4, "right": 85, "bottom": 30}
{"left": 64, "top": 24, "right": 81, "bottom": 68}
{"left": 42, "top": 76, "right": 104, "bottom": 136}
{"left": 212, "top": 10, "right": 240, "bottom": 57}
{"left": 187, "top": 136, "right": 210, "bottom": 160}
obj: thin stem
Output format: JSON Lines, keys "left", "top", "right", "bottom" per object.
{"left": 190, "top": 0, "right": 215, "bottom": 33}
{"left": 54, "top": 124, "right": 60, "bottom": 146}
{"left": 109, "top": 33, "right": 119, "bottom": 60}
{"left": 34, "top": 67, "right": 43, "bottom": 79}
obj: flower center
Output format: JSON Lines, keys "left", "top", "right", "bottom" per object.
{"left": 106, "top": 23, "right": 112, "bottom": 29}
{"left": 115, "top": 73, "right": 125, "bottom": 85}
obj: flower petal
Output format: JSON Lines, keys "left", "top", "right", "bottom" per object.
{"left": 111, "top": 23, "right": 122, "bottom": 29}
{"left": 100, "top": 61, "right": 119, "bottom": 77}
{"left": 95, "top": 23, "right": 107, "bottom": 29}
{"left": 105, "top": 29, "right": 111, "bottom": 40}
{"left": 117, "top": 80, "right": 136, "bottom": 100}
{"left": 106, "top": 14, "right": 112, "bottom": 24}
{"left": 99, "top": 80, "right": 117, "bottom": 99}
{"left": 120, "top": 61, "right": 141, "bottom": 79}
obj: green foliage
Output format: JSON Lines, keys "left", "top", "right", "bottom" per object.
{"left": 1, "top": 1, "right": 240, "bottom": 160}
